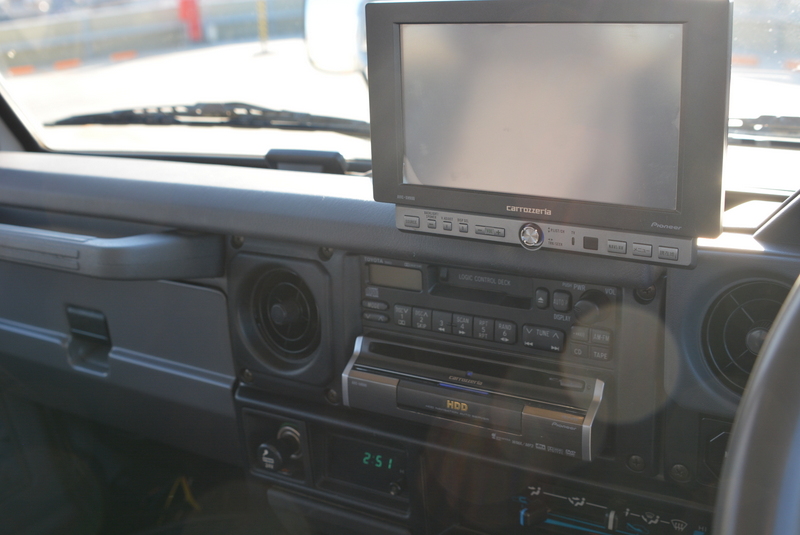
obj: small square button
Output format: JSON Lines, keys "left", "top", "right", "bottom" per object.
{"left": 473, "top": 318, "right": 494, "bottom": 341}
{"left": 459, "top": 223, "right": 469, "bottom": 233}
{"left": 443, "top": 221, "right": 453, "bottom": 231}
{"left": 432, "top": 311, "right": 452, "bottom": 334}
{"left": 453, "top": 314, "right": 473, "bottom": 336}
{"left": 583, "top": 237, "right": 599, "bottom": 251}
{"left": 427, "top": 219, "right": 437, "bottom": 229}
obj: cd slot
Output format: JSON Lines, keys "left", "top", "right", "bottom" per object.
{"left": 343, "top": 336, "right": 605, "bottom": 461}
{"left": 429, "top": 283, "right": 532, "bottom": 309}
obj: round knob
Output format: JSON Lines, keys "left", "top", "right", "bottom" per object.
{"left": 270, "top": 301, "right": 301, "bottom": 326}
{"left": 389, "top": 478, "right": 406, "bottom": 496}
{"left": 519, "top": 223, "right": 544, "bottom": 250}
{"left": 573, "top": 290, "right": 611, "bottom": 324}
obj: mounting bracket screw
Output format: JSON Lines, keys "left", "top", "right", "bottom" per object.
{"left": 627, "top": 455, "right": 645, "bottom": 472}
{"left": 241, "top": 369, "right": 254, "bottom": 383}
{"left": 669, "top": 464, "right": 691, "bottom": 483}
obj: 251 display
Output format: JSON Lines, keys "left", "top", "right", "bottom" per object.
{"left": 327, "top": 435, "right": 408, "bottom": 494}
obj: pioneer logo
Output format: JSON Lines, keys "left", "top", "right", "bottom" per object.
{"left": 651, "top": 222, "right": 683, "bottom": 231}
{"left": 507, "top": 206, "right": 552, "bottom": 216}
{"left": 551, "top": 421, "right": 578, "bottom": 431}
{"left": 446, "top": 400, "right": 469, "bottom": 411}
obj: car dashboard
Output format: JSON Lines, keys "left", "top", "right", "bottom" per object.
{"left": 0, "top": 142, "right": 798, "bottom": 535}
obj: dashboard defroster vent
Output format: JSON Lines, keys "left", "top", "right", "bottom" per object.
{"left": 253, "top": 269, "right": 320, "bottom": 358}
{"left": 702, "top": 281, "right": 789, "bottom": 394}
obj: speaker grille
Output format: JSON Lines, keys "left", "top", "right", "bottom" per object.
{"left": 702, "top": 281, "right": 789, "bottom": 394}
{"left": 253, "top": 269, "right": 320, "bottom": 358}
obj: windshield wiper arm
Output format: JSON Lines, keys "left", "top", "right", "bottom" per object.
{"left": 729, "top": 115, "right": 800, "bottom": 138}
{"left": 47, "top": 102, "right": 371, "bottom": 139}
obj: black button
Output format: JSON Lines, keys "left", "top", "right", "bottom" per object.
{"left": 473, "top": 318, "right": 494, "bottom": 341}
{"left": 522, "top": 325, "right": 565, "bottom": 352}
{"left": 583, "top": 237, "right": 599, "bottom": 250}
{"left": 590, "top": 329, "right": 612, "bottom": 346}
{"left": 394, "top": 305, "right": 412, "bottom": 327}
{"left": 363, "top": 312, "right": 389, "bottom": 323}
{"left": 495, "top": 321, "right": 517, "bottom": 344}
{"left": 362, "top": 299, "right": 389, "bottom": 311}
{"left": 432, "top": 311, "right": 453, "bottom": 334}
{"left": 453, "top": 314, "right": 473, "bottom": 337}
{"left": 413, "top": 308, "right": 432, "bottom": 330}
{"left": 535, "top": 288, "right": 549, "bottom": 309}
{"left": 552, "top": 290, "right": 572, "bottom": 312}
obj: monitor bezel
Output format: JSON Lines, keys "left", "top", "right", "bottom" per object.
{"left": 368, "top": 0, "right": 732, "bottom": 239}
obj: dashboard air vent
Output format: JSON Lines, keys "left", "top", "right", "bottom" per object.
{"left": 253, "top": 269, "right": 320, "bottom": 358}
{"left": 702, "top": 280, "right": 789, "bottom": 394}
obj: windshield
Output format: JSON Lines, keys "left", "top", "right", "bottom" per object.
{"left": 0, "top": 0, "right": 797, "bottom": 188}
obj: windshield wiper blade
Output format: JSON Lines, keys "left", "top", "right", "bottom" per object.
{"left": 728, "top": 115, "right": 800, "bottom": 138}
{"left": 47, "top": 102, "right": 371, "bottom": 139}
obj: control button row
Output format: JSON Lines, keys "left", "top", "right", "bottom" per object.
{"left": 392, "top": 305, "right": 517, "bottom": 344}
{"left": 581, "top": 236, "right": 680, "bottom": 262}
{"left": 403, "top": 216, "right": 508, "bottom": 238}
{"left": 569, "top": 326, "right": 612, "bottom": 346}
{"left": 534, "top": 288, "right": 572, "bottom": 312}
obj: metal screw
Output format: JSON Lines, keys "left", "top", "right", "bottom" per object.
{"left": 635, "top": 285, "right": 657, "bottom": 303}
{"left": 325, "top": 388, "right": 339, "bottom": 404}
{"left": 669, "top": 464, "right": 691, "bottom": 483}
{"left": 627, "top": 455, "right": 646, "bottom": 472}
{"left": 231, "top": 236, "right": 245, "bottom": 249}
{"left": 318, "top": 247, "right": 334, "bottom": 261}
{"left": 241, "top": 369, "right": 254, "bottom": 383}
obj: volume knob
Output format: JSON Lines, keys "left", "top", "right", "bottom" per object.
{"left": 573, "top": 290, "right": 611, "bottom": 324}
{"left": 520, "top": 223, "right": 544, "bottom": 250}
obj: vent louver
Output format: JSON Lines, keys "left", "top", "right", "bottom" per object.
{"left": 702, "top": 281, "right": 789, "bottom": 394}
{"left": 253, "top": 269, "right": 320, "bottom": 358}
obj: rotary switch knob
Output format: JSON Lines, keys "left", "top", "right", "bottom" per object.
{"left": 519, "top": 223, "right": 544, "bottom": 250}
{"left": 573, "top": 290, "right": 611, "bottom": 324}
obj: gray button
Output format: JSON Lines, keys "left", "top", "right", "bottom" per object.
{"left": 363, "top": 312, "right": 389, "bottom": 323}
{"left": 427, "top": 219, "right": 437, "bottom": 229}
{"left": 535, "top": 288, "right": 549, "bottom": 309}
{"left": 632, "top": 243, "right": 653, "bottom": 257}
{"left": 459, "top": 223, "right": 469, "bottom": 233}
{"left": 590, "top": 347, "right": 611, "bottom": 361}
{"left": 453, "top": 314, "right": 473, "bottom": 336}
{"left": 475, "top": 225, "right": 506, "bottom": 237}
{"left": 495, "top": 321, "right": 516, "bottom": 344}
{"left": 473, "top": 318, "right": 494, "bottom": 340}
{"left": 404, "top": 215, "right": 420, "bottom": 228}
{"left": 413, "top": 308, "right": 432, "bottom": 330}
{"left": 552, "top": 290, "right": 572, "bottom": 312}
{"left": 443, "top": 221, "right": 453, "bottom": 231}
{"left": 393, "top": 305, "right": 412, "bottom": 327}
{"left": 570, "top": 343, "right": 589, "bottom": 358}
{"left": 570, "top": 325, "right": 589, "bottom": 342}
{"left": 608, "top": 240, "right": 627, "bottom": 254}
{"left": 658, "top": 246, "right": 679, "bottom": 261}
{"left": 522, "top": 325, "right": 565, "bottom": 352}
{"left": 590, "top": 329, "right": 612, "bottom": 346}
{"left": 362, "top": 300, "right": 389, "bottom": 311}
{"left": 432, "top": 310, "right": 452, "bottom": 334}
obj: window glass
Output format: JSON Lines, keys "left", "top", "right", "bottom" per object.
{"left": 0, "top": 0, "right": 797, "bottom": 191}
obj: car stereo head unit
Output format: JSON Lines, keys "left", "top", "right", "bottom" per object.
{"left": 367, "top": 0, "right": 732, "bottom": 265}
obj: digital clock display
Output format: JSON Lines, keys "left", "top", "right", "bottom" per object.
{"left": 328, "top": 436, "right": 407, "bottom": 494}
